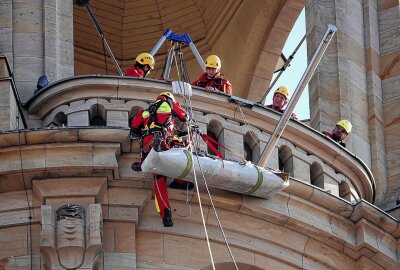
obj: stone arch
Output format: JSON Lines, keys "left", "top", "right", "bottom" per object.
{"left": 244, "top": 131, "right": 260, "bottom": 162}
{"left": 339, "top": 180, "right": 352, "bottom": 201}
{"left": 278, "top": 145, "right": 293, "bottom": 176}
{"left": 49, "top": 111, "right": 67, "bottom": 127}
{"left": 43, "top": 105, "right": 69, "bottom": 127}
{"left": 246, "top": 1, "right": 304, "bottom": 101}
{"left": 207, "top": 119, "right": 224, "bottom": 157}
{"left": 89, "top": 104, "right": 106, "bottom": 126}
{"left": 310, "top": 162, "right": 324, "bottom": 189}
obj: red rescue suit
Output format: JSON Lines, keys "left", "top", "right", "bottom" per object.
{"left": 192, "top": 72, "right": 232, "bottom": 95}
{"left": 266, "top": 104, "right": 298, "bottom": 121}
{"left": 125, "top": 66, "right": 145, "bottom": 78}
{"left": 131, "top": 96, "right": 188, "bottom": 222}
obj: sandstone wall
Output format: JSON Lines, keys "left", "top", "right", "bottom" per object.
{"left": 306, "top": 0, "right": 400, "bottom": 207}
{"left": 0, "top": 0, "right": 74, "bottom": 102}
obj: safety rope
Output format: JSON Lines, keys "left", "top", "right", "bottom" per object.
{"left": 182, "top": 85, "right": 239, "bottom": 270}
{"left": 16, "top": 105, "right": 33, "bottom": 270}
{"left": 152, "top": 45, "right": 238, "bottom": 269}
{"left": 237, "top": 102, "right": 261, "bottom": 148}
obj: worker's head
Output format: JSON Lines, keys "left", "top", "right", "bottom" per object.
{"left": 332, "top": 119, "right": 352, "bottom": 141}
{"left": 205, "top": 55, "right": 221, "bottom": 78}
{"left": 157, "top": 91, "right": 175, "bottom": 102}
{"left": 272, "top": 86, "right": 289, "bottom": 107}
{"left": 135, "top": 52, "right": 155, "bottom": 75}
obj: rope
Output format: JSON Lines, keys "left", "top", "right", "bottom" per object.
{"left": 183, "top": 87, "right": 238, "bottom": 270}
{"left": 16, "top": 107, "right": 33, "bottom": 270}
{"left": 237, "top": 102, "right": 261, "bottom": 148}
{"left": 188, "top": 136, "right": 216, "bottom": 270}
{"left": 101, "top": 37, "right": 109, "bottom": 75}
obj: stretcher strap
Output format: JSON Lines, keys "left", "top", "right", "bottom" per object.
{"left": 244, "top": 165, "right": 264, "bottom": 195}
{"left": 178, "top": 149, "right": 193, "bottom": 179}
{"left": 201, "top": 133, "right": 244, "bottom": 160}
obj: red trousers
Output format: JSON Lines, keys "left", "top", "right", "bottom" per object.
{"left": 142, "top": 135, "right": 170, "bottom": 219}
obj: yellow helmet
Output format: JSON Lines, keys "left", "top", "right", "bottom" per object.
{"left": 336, "top": 119, "right": 352, "bottom": 134}
{"left": 159, "top": 91, "right": 175, "bottom": 102}
{"left": 274, "top": 86, "right": 289, "bottom": 99}
{"left": 205, "top": 55, "right": 221, "bottom": 69}
{"left": 136, "top": 52, "right": 155, "bottom": 69}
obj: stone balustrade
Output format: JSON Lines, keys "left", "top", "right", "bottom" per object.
{"left": 25, "top": 76, "right": 375, "bottom": 203}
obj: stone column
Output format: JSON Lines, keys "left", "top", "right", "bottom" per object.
{"left": 363, "top": 0, "right": 387, "bottom": 205}
{"left": 305, "top": 0, "right": 378, "bottom": 197}
{"left": 379, "top": 1, "right": 400, "bottom": 208}
{"left": 0, "top": 0, "right": 73, "bottom": 102}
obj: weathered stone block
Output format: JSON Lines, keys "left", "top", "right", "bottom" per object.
{"left": 68, "top": 110, "right": 89, "bottom": 126}
{"left": 13, "top": 7, "right": 43, "bottom": 33}
{"left": 100, "top": 252, "right": 136, "bottom": 270}
{"left": 14, "top": 32, "right": 43, "bottom": 57}
{"left": 0, "top": 2, "right": 12, "bottom": 28}
{"left": 107, "top": 110, "right": 129, "bottom": 127}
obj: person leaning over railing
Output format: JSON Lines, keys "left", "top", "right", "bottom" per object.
{"left": 322, "top": 119, "right": 352, "bottom": 148}
{"left": 125, "top": 52, "right": 155, "bottom": 78}
{"left": 192, "top": 55, "right": 232, "bottom": 95}
{"left": 266, "top": 86, "right": 298, "bottom": 120}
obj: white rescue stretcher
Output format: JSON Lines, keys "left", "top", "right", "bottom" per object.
{"left": 141, "top": 148, "right": 289, "bottom": 199}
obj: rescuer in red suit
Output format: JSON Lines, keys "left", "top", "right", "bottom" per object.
{"left": 266, "top": 86, "right": 298, "bottom": 120}
{"left": 131, "top": 92, "right": 188, "bottom": 227}
{"left": 192, "top": 55, "right": 232, "bottom": 95}
{"left": 125, "top": 52, "right": 154, "bottom": 78}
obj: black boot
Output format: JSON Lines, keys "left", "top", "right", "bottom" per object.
{"left": 163, "top": 208, "right": 173, "bottom": 227}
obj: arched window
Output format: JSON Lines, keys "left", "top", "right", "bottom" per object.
{"left": 243, "top": 131, "right": 260, "bottom": 162}
{"left": 339, "top": 181, "right": 351, "bottom": 201}
{"left": 207, "top": 119, "right": 224, "bottom": 157}
{"left": 47, "top": 111, "right": 67, "bottom": 127}
{"left": 278, "top": 145, "right": 293, "bottom": 176}
{"left": 310, "top": 162, "right": 324, "bottom": 189}
{"left": 89, "top": 104, "right": 106, "bottom": 126}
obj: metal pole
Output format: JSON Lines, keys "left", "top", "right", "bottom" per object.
{"left": 257, "top": 25, "right": 337, "bottom": 168}
{"left": 151, "top": 29, "right": 172, "bottom": 56}
{"left": 260, "top": 34, "right": 306, "bottom": 104}
{"left": 163, "top": 45, "right": 175, "bottom": 80}
{"left": 189, "top": 42, "right": 206, "bottom": 72}
{"left": 84, "top": 4, "right": 123, "bottom": 75}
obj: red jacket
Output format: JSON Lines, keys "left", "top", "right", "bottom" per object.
{"left": 192, "top": 72, "right": 232, "bottom": 95}
{"left": 266, "top": 105, "right": 298, "bottom": 120}
{"left": 125, "top": 66, "right": 145, "bottom": 78}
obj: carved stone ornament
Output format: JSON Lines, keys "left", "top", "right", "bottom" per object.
{"left": 41, "top": 204, "right": 103, "bottom": 270}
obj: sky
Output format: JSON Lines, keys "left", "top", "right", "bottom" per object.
{"left": 264, "top": 9, "right": 310, "bottom": 120}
